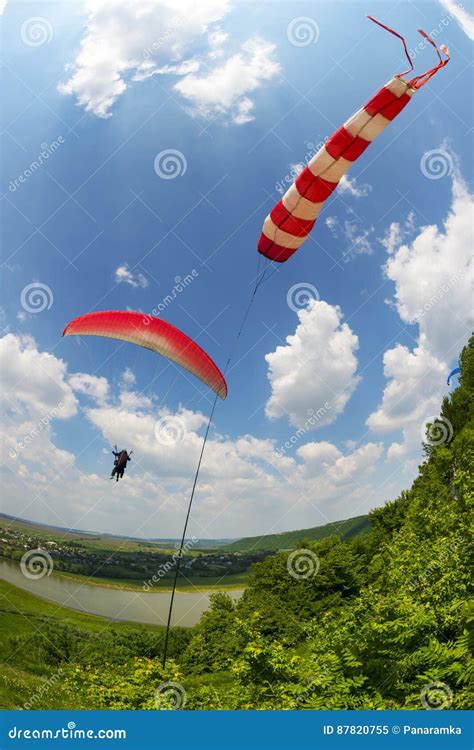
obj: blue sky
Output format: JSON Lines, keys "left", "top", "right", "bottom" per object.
{"left": 1, "top": 0, "right": 473, "bottom": 538}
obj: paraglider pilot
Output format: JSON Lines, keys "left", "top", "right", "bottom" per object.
{"left": 110, "top": 448, "right": 132, "bottom": 482}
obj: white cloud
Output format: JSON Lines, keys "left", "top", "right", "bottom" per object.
{"left": 383, "top": 174, "right": 473, "bottom": 361}
{"left": 174, "top": 37, "right": 280, "bottom": 124}
{"left": 69, "top": 373, "right": 109, "bottom": 405}
{"left": 325, "top": 213, "right": 374, "bottom": 260}
{"left": 0, "top": 335, "right": 76, "bottom": 481}
{"left": 58, "top": 1, "right": 278, "bottom": 124}
{"left": 59, "top": 0, "right": 230, "bottom": 118}
{"left": 380, "top": 212, "right": 415, "bottom": 255}
{"left": 121, "top": 367, "right": 136, "bottom": 386}
{"left": 367, "top": 343, "right": 445, "bottom": 434}
{"left": 114, "top": 264, "right": 149, "bottom": 289}
{"left": 265, "top": 300, "right": 360, "bottom": 429}
{"left": 118, "top": 390, "right": 153, "bottom": 411}
{"left": 297, "top": 440, "right": 383, "bottom": 484}
{"left": 0, "top": 333, "right": 387, "bottom": 537}
{"left": 341, "top": 221, "right": 374, "bottom": 260}
{"left": 440, "top": 0, "right": 474, "bottom": 39}
{"left": 367, "top": 171, "right": 473, "bottom": 463}
{"left": 0, "top": 334, "right": 77, "bottom": 419}
{"left": 325, "top": 216, "right": 338, "bottom": 232}
{"left": 337, "top": 174, "right": 372, "bottom": 198}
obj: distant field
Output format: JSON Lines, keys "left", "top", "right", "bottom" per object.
{"left": 0, "top": 513, "right": 231, "bottom": 552}
{"left": 223, "top": 515, "right": 370, "bottom": 552}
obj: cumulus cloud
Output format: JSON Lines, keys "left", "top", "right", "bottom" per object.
{"left": 297, "top": 441, "right": 383, "bottom": 483}
{"left": 69, "top": 373, "right": 109, "bottom": 405}
{"left": 367, "top": 343, "right": 446, "bottom": 435}
{"left": 0, "top": 334, "right": 77, "bottom": 419}
{"left": 367, "top": 171, "right": 474, "bottom": 463}
{"left": 383, "top": 175, "right": 473, "bottom": 360}
{"left": 0, "top": 333, "right": 387, "bottom": 537}
{"left": 174, "top": 37, "right": 280, "bottom": 124}
{"left": 114, "top": 264, "right": 148, "bottom": 289}
{"left": 0, "top": 334, "right": 76, "bottom": 483}
{"left": 58, "top": 0, "right": 279, "bottom": 123}
{"left": 265, "top": 300, "right": 360, "bottom": 429}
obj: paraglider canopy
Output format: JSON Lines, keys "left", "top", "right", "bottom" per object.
{"left": 63, "top": 310, "right": 228, "bottom": 400}
{"left": 447, "top": 367, "right": 461, "bottom": 386}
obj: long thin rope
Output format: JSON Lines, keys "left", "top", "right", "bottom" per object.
{"left": 161, "top": 391, "right": 219, "bottom": 668}
{"left": 161, "top": 260, "right": 265, "bottom": 668}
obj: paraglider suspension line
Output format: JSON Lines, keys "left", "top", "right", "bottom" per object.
{"left": 161, "top": 391, "right": 219, "bottom": 669}
{"left": 161, "top": 257, "right": 265, "bottom": 670}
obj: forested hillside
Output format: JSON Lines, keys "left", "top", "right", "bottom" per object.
{"left": 223, "top": 514, "right": 369, "bottom": 552}
{"left": 1, "top": 336, "right": 472, "bottom": 710}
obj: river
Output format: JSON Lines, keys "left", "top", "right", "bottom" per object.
{"left": 0, "top": 559, "right": 243, "bottom": 627}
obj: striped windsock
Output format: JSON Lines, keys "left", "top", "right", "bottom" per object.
{"left": 258, "top": 18, "right": 449, "bottom": 263}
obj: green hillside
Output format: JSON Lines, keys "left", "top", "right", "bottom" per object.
{"left": 1, "top": 335, "right": 472, "bottom": 711}
{"left": 223, "top": 514, "right": 370, "bottom": 552}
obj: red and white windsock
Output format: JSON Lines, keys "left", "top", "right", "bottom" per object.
{"left": 258, "top": 17, "right": 450, "bottom": 263}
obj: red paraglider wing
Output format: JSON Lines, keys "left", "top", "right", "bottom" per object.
{"left": 63, "top": 310, "right": 227, "bottom": 400}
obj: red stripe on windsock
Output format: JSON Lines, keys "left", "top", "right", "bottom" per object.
{"left": 258, "top": 234, "right": 299, "bottom": 262}
{"left": 270, "top": 200, "right": 316, "bottom": 237}
{"left": 296, "top": 168, "right": 338, "bottom": 203}
{"left": 325, "top": 127, "right": 371, "bottom": 161}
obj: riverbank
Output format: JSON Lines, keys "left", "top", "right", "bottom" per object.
{"left": 0, "top": 558, "right": 244, "bottom": 628}
{"left": 52, "top": 568, "right": 248, "bottom": 592}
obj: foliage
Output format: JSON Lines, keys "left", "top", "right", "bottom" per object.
{"left": 1, "top": 337, "right": 472, "bottom": 710}
{"left": 223, "top": 515, "right": 370, "bottom": 552}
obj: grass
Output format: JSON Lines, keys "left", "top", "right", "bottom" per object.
{"left": 0, "top": 579, "right": 170, "bottom": 710}
{"left": 0, "top": 578, "right": 161, "bottom": 633}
